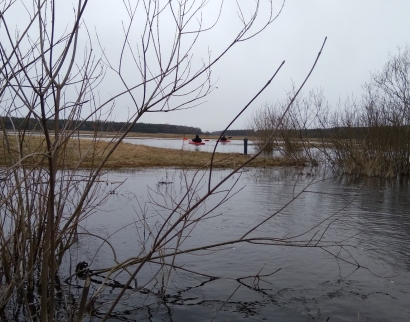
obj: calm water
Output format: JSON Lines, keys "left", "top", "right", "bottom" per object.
{"left": 71, "top": 168, "right": 410, "bottom": 321}
{"left": 76, "top": 133, "right": 252, "bottom": 153}
{"left": 122, "top": 137, "right": 253, "bottom": 154}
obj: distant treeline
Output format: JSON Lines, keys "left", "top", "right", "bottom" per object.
{"left": 210, "top": 128, "right": 355, "bottom": 138}
{"left": 0, "top": 117, "right": 202, "bottom": 135}
{"left": 210, "top": 128, "right": 331, "bottom": 138}
{"left": 211, "top": 127, "right": 406, "bottom": 139}
{"left": 2, "top": 117, "right": 394, "bottom": 138}
{"left": 210, "top": 129, "right": 251, "bottom": 136}
{"left": 288, "top": 127, "right": 410, "bottom": 139}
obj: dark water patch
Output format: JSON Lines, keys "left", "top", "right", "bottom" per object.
{"left": 52, "top": 168, "right": 410, "bottom": 321}
{"left": 4, "top": 167, "right": 409, "bottom": 321}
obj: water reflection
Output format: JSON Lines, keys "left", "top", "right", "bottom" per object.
{"left": 69, "top": 168, "right": 410, "bottom": 321}
{"left": 122, "top": 137, "right": 253, "bottom": 154}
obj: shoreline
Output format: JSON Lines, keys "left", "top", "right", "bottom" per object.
{"left": 88, "top": 142, "right": 303, "bottom": 169}
{"left": 0, "top": 134, "right": 304, "bottom": 169}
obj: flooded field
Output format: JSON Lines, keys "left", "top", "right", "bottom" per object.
{"left": 122, "top": 137, "right": 253, "bottom": 154}
{"left": 68, "top": 167, "right": 410, "bottom": 321}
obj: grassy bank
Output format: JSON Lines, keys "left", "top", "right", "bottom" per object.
{"left": 103, "top": 142, "right": 301, "bottom": 169}
{"left": 0, "top": 135, "right": 301, "bottom": 169}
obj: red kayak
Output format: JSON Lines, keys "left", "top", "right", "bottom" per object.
{"left": 189, "top": 140, "right": 205, "bottom": 145}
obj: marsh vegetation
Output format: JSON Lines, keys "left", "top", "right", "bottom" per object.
{"left": 248, "top": 46, "right": 410, "bottom": 178}
{"left": 0, "top": 135, "right": 300, "bottom": 169}
{"left": 0, "top": 1, "right": 330, "bottom": 321}
{"left": 1, "top": 0, "right": 408, "bottom": 321}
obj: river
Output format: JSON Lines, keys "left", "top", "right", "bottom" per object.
{"left": 69, "top": 167, "right": 410, "bottom": 321}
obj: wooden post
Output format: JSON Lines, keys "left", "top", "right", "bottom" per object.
{"left": 244, "top": 138, "right": 248, "bottom": 155}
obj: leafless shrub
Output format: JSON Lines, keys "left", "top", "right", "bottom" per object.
{"left": 0, "top": 1, "right": 339, "bottom": 321}
{"left": 319, "top": 46, "right": 410, "bottom": 177}
{"left": 0, "top": 1, "right": 286, "bottom": 320}
{"left": 247, "top": 102, "right": 279, "bottom": 153}
{"left": 247, "top": 88, "right": 326, "bottom": 165}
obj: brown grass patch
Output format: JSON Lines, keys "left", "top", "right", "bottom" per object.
{"left": 105, "top": 142, "right": 300, "bottom": 169}
{"left": 0, "top": 135, "right": 302, "bottom": 169}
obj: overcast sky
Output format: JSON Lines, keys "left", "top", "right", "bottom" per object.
{"left": 5, "top": 1, "right": 410, "bottom": 133}
{"left": 181, "top": 0, "right": 410, "bottom": 132}
{"left": 127, "top": 0, "right": 409, "bottom": 132}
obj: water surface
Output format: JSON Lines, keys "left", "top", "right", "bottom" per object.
{"left": 71, "top": 168, "right": 410, "bottom": 321}
{"left": 122, "top": 137, "right": 253, "bottom": 154}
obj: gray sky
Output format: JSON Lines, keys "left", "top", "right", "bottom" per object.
{"left": 5, "top": 1, "right": 410, "bottom": 133}
{"left": 181, "top": 0, "right": 410, "bottom": 132}
{"left": 128, "top": 0, "right": 409, "bottom": 132}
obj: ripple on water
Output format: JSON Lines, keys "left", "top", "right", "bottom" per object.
{"left": 67, "top": 168, "right": 410, "bottom": 321}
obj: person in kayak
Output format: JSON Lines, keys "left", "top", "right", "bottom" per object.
{"left": 192, "top": 134, "right": 202, "bottom": 143}
{"left": 220, "top": 135, "right": 228, "bottom": 142}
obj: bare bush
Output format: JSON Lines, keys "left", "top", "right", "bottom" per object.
{"left": 0, "top": 1, "right": 335, "bottom": 321}
{"left": 247, "top": 88, "right": 326, "bottom": 165}
{"left": 247, "top": 102, "right": 279, "bottom": 153}
{"left": 319, "top": 46, "right": 410, "bottom": 177}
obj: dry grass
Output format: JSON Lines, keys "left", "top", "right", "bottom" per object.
{"left": 105, "top": 142, "right": 301, "bottom": 169}
{"left": 0, "top": 135, "right": 302, "bottom": 169}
